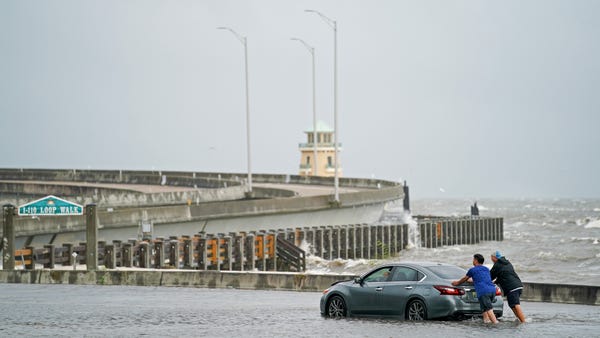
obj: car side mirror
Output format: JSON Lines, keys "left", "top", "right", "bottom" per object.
{"left": 354, "top": 277, "right": 363, "bottom": 285}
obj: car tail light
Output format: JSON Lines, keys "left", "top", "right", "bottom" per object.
{"left": 322, "top": 288, "right": 330, "bottom": 295}
{"left": 495, "top": 286, "right": 502, "bottom": 296}
{"left": 434, "top": 285, "right": 465, "bottom": 296}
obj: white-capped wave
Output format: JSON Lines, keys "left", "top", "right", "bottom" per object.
{"left": 570, "top": 237, "right": 599, "bottom": 243}
{"left": 536, "top": 251, "right": 553, "bottom": 258}
{"left": 585, "top": 219, "right": 600, "bottom": 229}
{"left": 344, "top": 259, "right": 368, "bottom": 269}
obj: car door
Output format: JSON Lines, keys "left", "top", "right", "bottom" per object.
{"left": 378, "top": 266, "right": 423, "bottom": 316}
{"left": 347, "top": 267, "right": 392, "bottom": 315}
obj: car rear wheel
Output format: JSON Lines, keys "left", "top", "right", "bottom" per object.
{"left": 406, "top": 299, "right": 427, "bottom": 320}
{"left": 327, "top": 295, "right": 347, "bottom": 318}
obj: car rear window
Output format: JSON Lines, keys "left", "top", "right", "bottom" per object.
{"left": 427, "top": 266, "right": 466, "bottom": 279}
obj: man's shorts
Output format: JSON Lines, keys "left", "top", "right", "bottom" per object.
{"left": 507, "top": 289, "right": 522, "bottom": 308}
{"left": 478, "top": 293, "right": 495, "bottom": 312}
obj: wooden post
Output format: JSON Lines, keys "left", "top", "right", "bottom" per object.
{"left": 154, "top": 240, "right": 164, "bottom": 269}
{"left": 183, "top": 238, "right": 193, "bottom": 269}
{"left": 198, "top": 236, "right": 208, "bottom": 270}
{"left": 323, "top": 227, "right": 331, "bottom": 260}
{"left": 458, "top": 219, "right": 469, "bottom": 244}
{"left": 369, "top": 225, "right": 377, "bottom": 259}
{"left": 390, "top": 224, "right": 397, "bottom": 255}
{"left": 431, "top": 222, "right": 436, "bottom": 247}
{"left": 105, "top": 244, "right": 115, "bottom": 269}
{"left": 384, "top": 225, "right": 391, "bottom": 256}
{"left": 347, "top": 225, "right": 356, "bottom": 259}
{"left": 44, "top": 244, "right": 55, "bottom": 269}
{"left": 245, "top": 233, "right": 255, "bottom": 271}
{"left": 286, "top": 228, "right": 295, "bottom": 244}
{"left": 2, "top": 204, "right": 15, "bottom": 270}
{"left": 315, "top": 227, "right": 324, "bottom": 258}
{"left": 332, "top": 226, "right": 340, "bottom": 260}
{"left": 122, "top": 243, "right": 133, "bottom": 267}
{"left": 232, "top": 233, "right": 244, "bottom": 271}
{"left": 85, "top": 204, "right": 98, "bottom": 271}
{"left": 453, "top": 219, "right": 459, "bottom": 245}
{"left": 139, "top": 242, "right": 150, "bottom": 268}
{"left": 295, "top": 228, "right": 304, "bottom": 247}
{"left": 396, "top": 223, "right": 404, "bottom": 252}
{"left": 62, "top": 243, "right": 74, "bottom": 266}
{"left": 223, "top": 235, "right": 233, "bottom": 271}
{"left": 169, "top": 239, "right": 180, "bottom": 268}
{"left": 112, "top": 240, "right": 122, "bottom": 267}
{"left": 339, "top": 226, "right": 347, "bottom": 259}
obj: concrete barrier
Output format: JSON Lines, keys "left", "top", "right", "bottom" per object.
{"left": 0, "top": 270, "right": 351, "bottom": 292}
{"left": 521, "top": 282, "right": 600, "bottom": 306}
{"left": 1, "top": 270, "right": 598, "bottom": 306}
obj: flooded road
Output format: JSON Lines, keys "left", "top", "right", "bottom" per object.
{"left": 1, "top": 284, "right": 599, "bottom": 337}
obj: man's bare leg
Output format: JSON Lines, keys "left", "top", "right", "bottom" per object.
{"left": 482, "top": 311, "right": 491, "bottom": 323}
{"left": 485, "top": 309, "right": 498, "bottom": 324}
{"left": 512, "top": 305, "right": 526, "bottom": 323}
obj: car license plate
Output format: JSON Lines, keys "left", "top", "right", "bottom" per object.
{"left": 470, "top": 291, "right": 477, "bottom": 299}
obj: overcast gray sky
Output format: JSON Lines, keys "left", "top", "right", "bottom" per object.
{"left": 1, "top": 0, "right": 599, "bottom": 198}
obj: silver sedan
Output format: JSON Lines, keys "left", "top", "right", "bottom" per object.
{"left": 320, "top": 262, "right": 503, "bottom": 320}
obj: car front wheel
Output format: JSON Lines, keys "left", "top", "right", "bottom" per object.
{"left": 327, "top": 295, "right": 347, "bottom": 318}
{"left": 406, "top": 299, "right": 427, "bottom": 320}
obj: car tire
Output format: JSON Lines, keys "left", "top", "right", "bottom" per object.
{"left": 326, "top": 295, "right": 347, "bottom": 318}
{"left": 406, "top": 299, "right": 427, "bottom": 320}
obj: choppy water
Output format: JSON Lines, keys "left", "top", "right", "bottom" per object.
{"left": 307, "top": 198, "right": 600, "bottom": 286}
{"left": 0, "top": 284, "right": 598, "bottom": 337}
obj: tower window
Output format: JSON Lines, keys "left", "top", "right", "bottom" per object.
{"left": 306, "top": 156, "right": 311, "bottom": 165}
{"left": 327, "top": 156, "right": 332, "bottom": 166}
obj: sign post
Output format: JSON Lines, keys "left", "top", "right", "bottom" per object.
{"left": 85, "top": 204, "right": 98, "bottom": 271}
{"left": 2, "top": 205, "right": 15, "bottom": 270}
{"left": 14, "top": 196, "right": 93, "bottom": 271}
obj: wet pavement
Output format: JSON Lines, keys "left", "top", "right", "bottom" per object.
{"left": 1, "top": 284, "right": 599, "bottom": 337}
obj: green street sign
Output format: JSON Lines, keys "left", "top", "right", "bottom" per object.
{"left": 18, "top": 195, "right": 83, "bottom": 216}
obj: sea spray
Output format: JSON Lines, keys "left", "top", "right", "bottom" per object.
{"left": 402, "top": 210, "right": 421, "bottom": 249}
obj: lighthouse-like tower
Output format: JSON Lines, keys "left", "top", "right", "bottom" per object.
{"left": 298, "top": 120, "right": 342, "bottom": 177}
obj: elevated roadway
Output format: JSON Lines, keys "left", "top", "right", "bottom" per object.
{"left": 0, "top": 168, "right": 403, "bottom": 245}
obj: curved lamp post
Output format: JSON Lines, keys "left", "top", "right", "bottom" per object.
{"left": 217, "top": 26, "right": 253, "bottom": 194}
{"left": 291, "top": 37, "right": 318, "bottom": 177}
{"left": 305, "top": 9, "right": 339, "bottom": 203}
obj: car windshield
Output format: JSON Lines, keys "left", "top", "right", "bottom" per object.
{"left": 427, "top": 265, "right": 466, "bottom": 279}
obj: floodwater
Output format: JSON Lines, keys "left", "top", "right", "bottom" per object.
{"left": 1, "top": 284, "right": 599, "bottom": 337}
{"left": 310, "top": 198, "right": 600, "bottom": 286}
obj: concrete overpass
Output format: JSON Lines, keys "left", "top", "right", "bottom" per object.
{"left": 0, "top": 168, "right": 403, "bottom": 246}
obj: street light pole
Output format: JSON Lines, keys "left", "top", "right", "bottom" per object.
{"left": 218, "top": 26, "right": 253, "bottom": 194}
{"left": 291, "top": 37, "right": 318, "bottom": 177}
{"left": 305, "top": 10, "right": 339, "bottom": 203}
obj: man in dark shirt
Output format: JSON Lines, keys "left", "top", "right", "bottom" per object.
{"left": 491, "top": 251, "right": 526, "bottom": 323}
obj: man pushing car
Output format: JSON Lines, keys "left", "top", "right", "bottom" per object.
{"left": 490, "top": 251, "right": 526, "bottom": 323}
{"left": 452, "top": 253, "right": 499, "bottom": 324}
